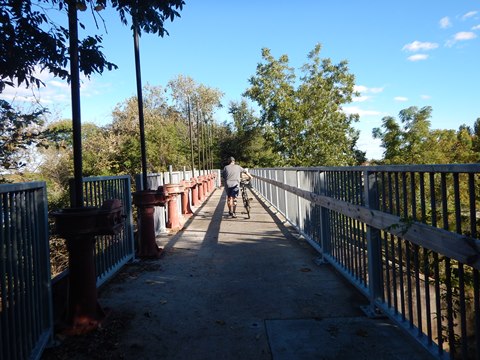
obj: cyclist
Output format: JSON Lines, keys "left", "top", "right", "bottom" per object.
{"left": 221, "top": 156, "right": 252, "bottom": 218}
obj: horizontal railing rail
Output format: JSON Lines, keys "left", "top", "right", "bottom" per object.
{"left": 1, "top": 182, "right": 53, "bottom": 360}
{"left": 251, "top": 165, "right": 480, "bottom": 360}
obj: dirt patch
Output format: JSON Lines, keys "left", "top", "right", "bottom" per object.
{"left": 43, "top": 260, "right": 164, "bottom": 359}
{"left": 42, "top": 311, "right": 135, "bottom": 360}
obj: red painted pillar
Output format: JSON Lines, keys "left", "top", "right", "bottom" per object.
{"left": 180, "top": 180, "right": 193, "bottom": 217}
{"left": 207, "top": 174, "right": 213, "bottom": 193}
{"left": 212, "top": 173, "right": 217, "bottom": 189}
{"left": 197, "top": 176, "right": 205, "bottom": 202}
{"left": 133, "top": 189, "right": 165, "bottom": 258}
{"left": 190, "top": 177, "right": 199, "bottom": 207}
{"left": 164, "top": 184, "right": 184, "bottom": 231}
{"left": 204, "top": 174, "right": 211, "bottom": 194}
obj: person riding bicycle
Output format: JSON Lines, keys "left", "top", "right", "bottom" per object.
{"left": 221, "top": 156, "right": 252, "bottom": 218}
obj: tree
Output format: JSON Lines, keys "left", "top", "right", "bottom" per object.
{"left": 220, "top": 99, "right": 279, "bottom": 167}
{"left": 1, "top": 1, "right": 185, "bottom": 180}
{"left": 373, "top": 106, "right": 480, "bottom": 164}
{"left": 244, "top": 44, "right": 363, "bottom": 167}
{"left": 108, "top": 84, "right": 191, "bottom": 175}
{"left": 167, "top": 75, "right": 224, "bottom": 169}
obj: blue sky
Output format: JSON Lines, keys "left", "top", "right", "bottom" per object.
{"left": 2, "top": 0, "right": 479, "bottom": 160}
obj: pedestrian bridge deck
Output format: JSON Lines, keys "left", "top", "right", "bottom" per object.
{"left": 90, "top": 188, "right": 431, "bottom": 360}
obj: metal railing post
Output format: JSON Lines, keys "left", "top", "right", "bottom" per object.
{"left": 363, "top": 169, "right": 383, "bottom": 316}
{"left": 283, "top": 170, "right": 288, "bottom": 220}
{"left": 296, "top": 170, "right": 303, "bottom": 232}
{"left": 318, "top": 170, "right": 330, "bottom": 259}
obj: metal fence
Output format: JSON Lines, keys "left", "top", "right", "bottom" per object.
{"left": 1, "top": 182, "right": 53, "bottom": 360}
{"left": 71, "top": 175, "right": 135, "bottom": 287}
{"left": 251, "top": 165, "right": 480, "bottom": 360}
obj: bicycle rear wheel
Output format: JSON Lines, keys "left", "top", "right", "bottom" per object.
{"left": 243, "top": 188, "right": 250, "bottom": 219}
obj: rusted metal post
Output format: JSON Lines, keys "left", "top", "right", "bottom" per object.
{"left": 52, "top": 201, "right": 125, "bottom": 334}
{"left": 65, "top": 233, "right": 103, "bottom": 333}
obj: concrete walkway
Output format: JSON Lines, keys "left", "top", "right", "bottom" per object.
{"left": 97, "top": 187, "right": 434, "bottom": 360}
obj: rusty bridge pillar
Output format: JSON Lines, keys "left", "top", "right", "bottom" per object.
{"left": 180, "top": 179, "right": 194, "bottom": 217}
{"left": 191, "top": 177, "right": 200, "bottom": 207}
{"left": 133, "top": 189, "right": 166, "bottom": 258}
{"left": 198, "top": 175, "right": 205, "bottom": 202}
{"left": 164, "top": 183, "right": 184, "bottom": 231}
{"left": 52, "top": 200, "right": 124, "bottom": 334}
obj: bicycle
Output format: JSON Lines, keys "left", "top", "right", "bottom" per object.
{"left": 240, "top": 180, "right": 251, "bottom": 219}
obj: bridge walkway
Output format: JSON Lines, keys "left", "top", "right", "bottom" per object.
{"left": 95, "top": 187, "right": 433, "bottom": 359}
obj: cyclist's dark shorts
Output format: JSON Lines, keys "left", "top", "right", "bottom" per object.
{"left": 226, "top": 185, "right": 239, "bottom": 198}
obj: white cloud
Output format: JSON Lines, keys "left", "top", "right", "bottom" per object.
{"left": 352, "top": 96, "right": 370, "bottom": 103}
{"left": 446, "top": 31, "right": 478, "bottom": 46}
{"left": 343, "top": 106, "right": 382, "bottom": 117}
{"left": 455, "top": 31, "right": 477, "bottom": 40}
{"left": 355, "top": 133, "right": 383, "bottom": 160}
{"left": 407, "top": 54, "right": 429, "bottom": 61}
{"left": 369, "top": 87, "right": 384, "bottom": 94}
{"left": 354, "top": 85, "right": 367, "bottom": 92}
{"left": 0, "top": 68, "right": 100, "bottom": 112}
{"left": 473, "top": 24, "right": 480, "bottom": 30}
{"left": 354, "top": 85, "right": 384, "bottom": 94}
{"left": 394, "top": 96, "right": 408, "bottom": 102}
{"left": 462, "top": 11, "right": 478, "bottom": 20}
{"left": 440, "top": 16, "right": 452, "bottom": 29}
{"left": 420, "top": 94, "right": 431, "bottom": 100}
{"left": 402, "top": 40, "right": 438, "bottom": 52}
{"left": 49, "top": 80, "right": 69, "bottom": 89}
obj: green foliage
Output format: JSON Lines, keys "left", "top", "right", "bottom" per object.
{"left": 219, "top": 100, "right": 280, "bottom": 168}
{"left": 373, "top": 106, "right": 480, "bottom": 164}
{"left": 244, "top": 44, "right": 363, "bottom": 167}
{"left": 108, "top": 85, "right": 194, "bottom": 174}
{"left": 0, "top": 0, "right": 184, "bottom": 93}
{"left": 0, "top": 1, "right": 185, "bottom": 180}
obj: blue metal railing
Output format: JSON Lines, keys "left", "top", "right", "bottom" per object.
{"left": 251, "top": 165, "right": 480, "bottom": 360}
{"left": 1, "top": 182, "right": 53, "bottom": 360}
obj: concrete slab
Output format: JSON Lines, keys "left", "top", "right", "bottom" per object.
{"left": 266, "top": 317, "right": 433, "bottom": 360}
